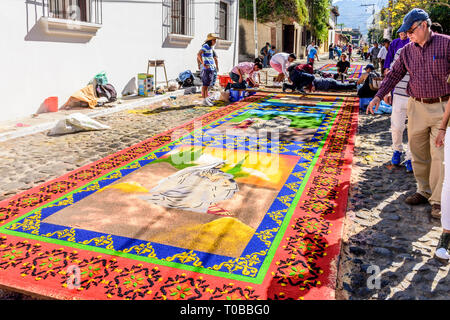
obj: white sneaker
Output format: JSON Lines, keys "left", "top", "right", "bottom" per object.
{"left": 435, "top": 247, "right": 450, "bottom": 261}
{"left": 435, "top": 233, "right": 450, "bottom": 262}
{"left": 202, "top": 98, "right": 214, "bottom": 106}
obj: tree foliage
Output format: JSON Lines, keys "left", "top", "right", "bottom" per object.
{"left": 308, "top": 0, "right": 331, "bottom": 41}
{"left": 379, "top": 0, "right": 450, "bottom": 36}
{"left": 239, "top": 0, "right": 331, "bottom": 41}
{"left": 368, "top": 28, "right": 385, "bottom": 44}
{"left": 239, "top": 0, "right": 308, "bottom": 24}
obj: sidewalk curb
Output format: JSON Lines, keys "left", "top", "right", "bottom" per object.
{"left": 0, "top": 89, "right": 189, "bottom": 143}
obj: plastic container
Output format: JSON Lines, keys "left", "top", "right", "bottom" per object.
{"left": 218, "top": 75, "right": 233, "bottom": 88}
{"left": 138, "top": 73, "right": 154, "bottom": 96}
{"left": 43, "top": 97, "right": 58, "bottom": 112}
{"left": 359, "top": 97, "right": 372, "bottom": 111}
{"left": 377, "top": 101, "right": 392, "bottom": 114}
{"left": 229, "top": 89, "right": 245, "bottom": 102}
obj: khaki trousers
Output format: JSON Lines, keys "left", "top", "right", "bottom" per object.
{"left": 407, "top": 98, "right": 446, "bottom": 205}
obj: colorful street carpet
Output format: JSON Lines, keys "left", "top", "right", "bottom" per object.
{"left": 0, "top": 92, "right": 358, "bottom": 300}
{"left": 318, "top": 64, "right": 364, "bottom": 80}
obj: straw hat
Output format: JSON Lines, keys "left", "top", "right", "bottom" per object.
{"left": 206, "top": 33, "right": 220, "bottom": 41}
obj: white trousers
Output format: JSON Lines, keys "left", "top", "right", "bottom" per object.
{"left": 391, "top": 94, "right": 412, "bottom": 161}
{"left": 442, "top": 133, "right": 450, "bottom": 230}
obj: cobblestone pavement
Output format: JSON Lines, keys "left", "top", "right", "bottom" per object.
{"left": 336, "top": 113, "right": 449, "bottom": 300}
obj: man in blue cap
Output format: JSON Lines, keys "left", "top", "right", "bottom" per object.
{"left": 367, "top": 8, "right": 450, "bottom": 220}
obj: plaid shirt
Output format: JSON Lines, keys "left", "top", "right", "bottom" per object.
{"left": 376, "top": 32, "right": 450, "bottom": 100}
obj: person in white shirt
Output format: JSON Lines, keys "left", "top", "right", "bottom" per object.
{"left": 386, "top": 47, "right": 412, "bottom": 173}
{"left": 270, "top": 52, "right": 297, "bottom": 84}
{"left": 377, "top": 39, "right": 390, "bottom": 75}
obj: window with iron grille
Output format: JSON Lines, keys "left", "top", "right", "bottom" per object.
{"left": 219, "top": 2, "right": 228, "bottom": 40}
{"left": 214, "top": 0, "right": 233, "bottom": 41}
{"left": 47, "top": 0, "right": 102, "bottom": 24}
{"left": 162, "top": 0, "right": 194, "bottom": 39}
{"left": 171, "top": 0, "right": 186, "bottom": 35}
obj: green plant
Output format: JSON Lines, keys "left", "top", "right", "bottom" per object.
{"left": 239, "top": 0, "right": 308, "bottom": 24}
{"left": 308, "top": 0, "right": 331, "bottom": 41}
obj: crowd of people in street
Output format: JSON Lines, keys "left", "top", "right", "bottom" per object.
{"left": 196, "top": 8, "right": 449, "bottom": 263}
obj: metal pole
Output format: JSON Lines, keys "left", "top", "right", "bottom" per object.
{"left": 232, "top": 0, "right": 239, "bottom": 66}
{"left": 253, "top": 0, "right": 258, "bottom": 59}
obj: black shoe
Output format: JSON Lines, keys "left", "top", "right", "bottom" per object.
{"left": 282, "top": 83, "right": 287, "bottom": 93}
{"left": 296, "top": 88, "right": 306, "bottom": 94}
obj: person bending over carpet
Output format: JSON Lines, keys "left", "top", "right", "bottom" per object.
{"left": 282, "top": 63, "right": 315, "bottom": 93}
{"left": 270, "top": 52, "right": 297, "bottom": 83}
{"left": 225, "top": 59, "right": 263, "bottom": 91}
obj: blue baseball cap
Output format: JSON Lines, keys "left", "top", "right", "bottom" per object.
{"left": 397, "top": 8, "right": 429, "bottom": 33}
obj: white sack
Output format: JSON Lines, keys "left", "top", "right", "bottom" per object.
{"left": 48, "top": 113, "right": 110, "bottom": 136}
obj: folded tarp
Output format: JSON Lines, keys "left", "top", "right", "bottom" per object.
{"left": 62, "top": 84, "right": 99, "bottom": 109}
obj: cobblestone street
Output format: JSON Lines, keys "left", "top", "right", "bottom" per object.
{"left": 337, "top": 113, "right": 449, "bottom": 300}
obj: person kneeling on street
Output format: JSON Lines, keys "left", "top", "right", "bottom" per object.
{"left": 226, "top": 59, "right": 263, "bottom": 91}
{"left": 357, "top": 64, "right": 381, "bottom": 98}
{"left": 283, "top": 63, "right": 357, "bottom": 93}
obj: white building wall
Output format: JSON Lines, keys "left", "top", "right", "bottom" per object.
{"left": 0, "top": 0, "right": 239, "bottom": 121}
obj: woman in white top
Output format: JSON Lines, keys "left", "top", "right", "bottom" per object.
{"left": 270, "top": 52, "right": 297, "bottom": 83}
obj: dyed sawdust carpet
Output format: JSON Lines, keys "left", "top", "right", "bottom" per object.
{"left": 0, "top": 92, "right": 358, "bottom": 300}
{"left": 318, "top": 64, "right": 364, "bottom": 80}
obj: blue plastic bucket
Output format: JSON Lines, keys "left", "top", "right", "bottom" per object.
{"left": 359, "top": 97, "right": 372, "bottom": 111}
{"left": 229, "top": 89, "right": 244, "bottom": 102}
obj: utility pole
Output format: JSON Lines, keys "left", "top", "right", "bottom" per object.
{"left": 361, "top": 3, "right": 376, "bottom": 29}
{"left": 387, "top": 0, "right": 393, "bottom": 40}
{"left": 361, "top": 3, "right": 376, "bottom": 43}
{"left": 253, "top": 0, "right": 258, "bottom": 59}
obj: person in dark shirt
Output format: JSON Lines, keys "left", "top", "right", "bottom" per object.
{"left": 312, "top": 78, "right": 356, "bottom": 91}
{"left": 284, "top": 66, "right": 356, "bottom": 93}
{"left": 283, "top": 63, "right": 314, "bottom": 93}
{"left": 335, "top": 53, "right": 351, "bottom": 82}
{"left": 260, "top": 42, "right": 271, "bottom": 68}
{"left": 357, "top": 64, "right": 380, "bottom": 98}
